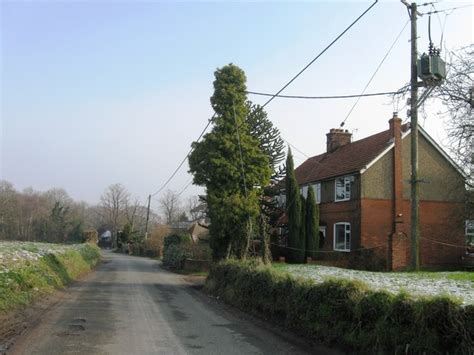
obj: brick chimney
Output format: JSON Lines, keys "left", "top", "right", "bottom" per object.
{"left": 390, "top": 112, "right": 403, "bottom": 231}
{"left": 326, "top": 128, "right": 352, "bottom": 153}
{"left": 389, "top": 112, "right": 409, "bottom": 271}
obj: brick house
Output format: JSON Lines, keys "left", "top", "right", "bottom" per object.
{"left": 279, "top": 113, "right": 467, "bottom": 270}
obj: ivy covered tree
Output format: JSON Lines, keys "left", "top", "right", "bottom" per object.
{"left": 188, "top": 64, "right": 271, "bottom": 260}
{"left": 285, "top": 149, "right": 305, "bottom": 263}
{"left": 305, "top": 186, "right": 319, "bottom": 259}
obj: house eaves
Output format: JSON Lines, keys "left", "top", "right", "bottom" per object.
{"left": 359, "top": 127, "right": 467, "bottom": 179}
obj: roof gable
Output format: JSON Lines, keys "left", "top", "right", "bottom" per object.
{"left": 294, "top": 123, "right": 467, "bottom": 185}
{"left": 295, "top": 124, "right": 408, "bottom": 185}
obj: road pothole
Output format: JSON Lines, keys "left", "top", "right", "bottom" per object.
{"left": 56, "top": 331, "right": 81, "bottom": 337}
{"left": 68, "top": 324, "right": 85, "bottom": 331}
{"left": 72, "top": 318, "right": 86, "bottom": 323}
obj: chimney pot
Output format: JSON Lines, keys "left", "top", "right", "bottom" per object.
{"left": 389, "top": 113, "right": 402, "bottom": 138}
{"left": 326, "top": 128, "right": 352, "bottom": 153}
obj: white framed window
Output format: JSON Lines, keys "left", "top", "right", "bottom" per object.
{"left": 311, "top": 183, "right": 321, "bottom": 204}
{"left": 335, "top": 176, "right": 352, "bottom": 202}
{"left": 334, "top": 222, "right": 351, "bottom": 252}
{"left": 466, "top": 220, "right": 474, "bottom": 247}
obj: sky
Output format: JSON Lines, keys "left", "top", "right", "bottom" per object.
{"left": 1, "top": 0, "right": 472, "bottom": 212}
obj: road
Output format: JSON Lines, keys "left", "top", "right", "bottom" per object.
{"left": 9, "top": 251, "right": 329, "bottom": 355}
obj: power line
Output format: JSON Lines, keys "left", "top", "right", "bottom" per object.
{"left": 247, "top": 90, "right": 402, "bottom": 100}
{"left": 260, "top": 0, "right": 379, "bottom": 109}
{"left": 149, "top": 0, "right": 379, "bottom": 199}
{"left": 150, "top": 114, "right": 215, "bottom": 197}
{"left": 339, "top": 19, "right": 410, "bottom": 127}
{"left": 421, "top": 3, "right": 474, "bottom": 16}
{"left": 286, "top": 141, "right": 309, "bottom": 159}
{"left": 177, "top": 179, "right": 194, "bottom": 198}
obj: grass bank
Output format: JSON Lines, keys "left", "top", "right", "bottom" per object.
{"left": 0, "top": 242, "right": 101, "bottom": 312}
{"left": 206, "top": 260, "right": 474, "bottom": 353}
{"left": 273, "top": 263, "right": 474, "bottom": 305}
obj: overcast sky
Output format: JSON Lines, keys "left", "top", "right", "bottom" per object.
{"left": 1, "top": 0, "right": 472, "bottom": 212}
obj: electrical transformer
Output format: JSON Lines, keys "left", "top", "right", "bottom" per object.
{"left": 417, "top": 53, "right": 446, "bottom": 84}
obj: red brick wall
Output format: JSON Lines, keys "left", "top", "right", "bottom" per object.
{"left": 360, "top": 198, "right": 465, "bottom": 269}
{"left": 319, "top": 199, "right": 361, "bottom": 251}
{"left": 418, "top": 200, "right": 465, "bottom": 267}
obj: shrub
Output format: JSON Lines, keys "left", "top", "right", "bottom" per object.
{"left": 205, "top": 260, "right": 474, "bottom": 353}
{"left": 143, "top": 225, "right": 171, "bottom": 257}
{"left": 162, "top": 233, "right": 192, "bottom": 269}
{"left": 181, "top": 242, "right": 212, "bottom": 261}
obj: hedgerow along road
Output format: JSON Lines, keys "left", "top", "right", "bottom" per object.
{"left": 10, "top": 251, "right": 337, "bottom": 354}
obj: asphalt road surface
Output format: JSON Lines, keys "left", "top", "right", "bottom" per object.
{"left": 10, "top": 251, "right": 332, "bottom": 355}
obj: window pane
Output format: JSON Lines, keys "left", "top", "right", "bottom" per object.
{"left": 302, "top": 185, "right": 308, "bottom": 198}
{"left": 466, "top": 220, "right": 474, "bottom": 235}
{"left": 335, "top": 224, "right": 346, "bottom": 250}
{"left": 345, "top": 225, "right": 351, "bottom": 250}
{"left": 335, "top": 179, "right": 345, "bottom": 200}
{"left": 311, "top": 183, "right": 321, "bottom": 204}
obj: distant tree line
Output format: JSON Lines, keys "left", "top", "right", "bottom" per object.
{"left": 0, "top": 181, "right": 162, "bottom": 244}
{"left": 0, "top": 181, "right": 94, "bottom": 243}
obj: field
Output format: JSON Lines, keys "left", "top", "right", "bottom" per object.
{"left": 274, "top": 263, "right": 474, "bottom": 305}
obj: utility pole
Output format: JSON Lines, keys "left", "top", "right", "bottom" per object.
{"left": 409, "top": 1, "right": 420, "bottom": 270}
{"left": 144, "top": 194, "right": 151, "bottom": 240}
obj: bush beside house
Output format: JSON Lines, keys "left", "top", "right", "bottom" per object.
{"left": 205, "top": 260, "right": 474, "bottom": 353}
{"left": 162, "top": 233, "right": 211, "bottom": 270}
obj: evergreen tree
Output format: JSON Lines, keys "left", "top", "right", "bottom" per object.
{"left": 305, "top": 186, "right": 320, "bottom": 259}
{"left": 259, "top": 212, "right": 272, "bottom": 264}
{"left": 188, "top": 64, "right": 271, "bottom": 260}
{"left": 285, "top": 149, "right": 305, "bottom": 263}
{"left": 246, "top": 101, "right": 285, "bottom": 262}
{"left": 300, "top": 194, "right": 306, "bottom": 263}
{"left": 246, "top": 101, "right": 285, "bottom": 174}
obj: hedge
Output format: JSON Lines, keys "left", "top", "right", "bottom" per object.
{"left": 0, "top": 243, "right": 101, "bottom": 312}
{"left": 205, "top": 260, "right": 474, "bottom": 353}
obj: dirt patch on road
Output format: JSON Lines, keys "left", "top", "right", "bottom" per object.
{"left": 182, "top": 275, "right": 206, "bottom": 288}
{"left": 0, "top": 291, "right": 67, "bottom": 354}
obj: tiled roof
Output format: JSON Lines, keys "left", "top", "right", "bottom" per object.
{"left": 294, "top": 124, "right": 409, "bottom": 185}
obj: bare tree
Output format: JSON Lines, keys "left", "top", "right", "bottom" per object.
{"left": 43, "top": 188, "right": 73, "bottom": 208}
{"left": 159, "top": 190, "right": 182, "bottom": 225}
{"left": 0, "top": 181, "right": 19, "bottom": 240}
{"left": 392, "top": 45, "right": 473, "bottom": 184}
{"left": 433, "top": 45, "right": 473, "bottom": 186}
{"left": 100, "top": 183, "right": 130, "bottom": 247}
{"left": 187, "top": 195, "right": 206, "bottom": 221}
{"left": 125, "top": 198, "right": 140, "bottom": 231}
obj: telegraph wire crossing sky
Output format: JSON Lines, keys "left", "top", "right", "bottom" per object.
{"left": 1, "top": 1, "right": 472, "bottom": 209}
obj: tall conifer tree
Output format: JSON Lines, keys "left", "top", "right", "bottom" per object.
{"left": 285, "top": 149, "right": 305, "bottom": 263}
{"left": 305, "top": 186, "right": 319, "bottom": 259}
{"left": 189, "top": 64, "right": 271, "bottom": 260}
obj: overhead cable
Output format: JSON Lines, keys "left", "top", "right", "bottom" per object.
{"left": 339, "top": 19, "right": 410, "bottom": 127}
{"left": 247, "top": 90, "right": 402, "bottom": 100}
{"left": 260, "top": 0, "right": 379, "bottom": 109}
{"left": 150, "top": 115, "right": 214, "bottom": 197}
{"left": 150, "top": 0, "right": 380, "bottom": 199}
{"left": 421, "top": 3, "right": 474, "bottom": 16}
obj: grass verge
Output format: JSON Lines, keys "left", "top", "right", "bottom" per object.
{"left": 206, "top": 259, "right": 474, "bottom": 353}
{"left": 0, "top": 243, "right": 101, "bottom": 313}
